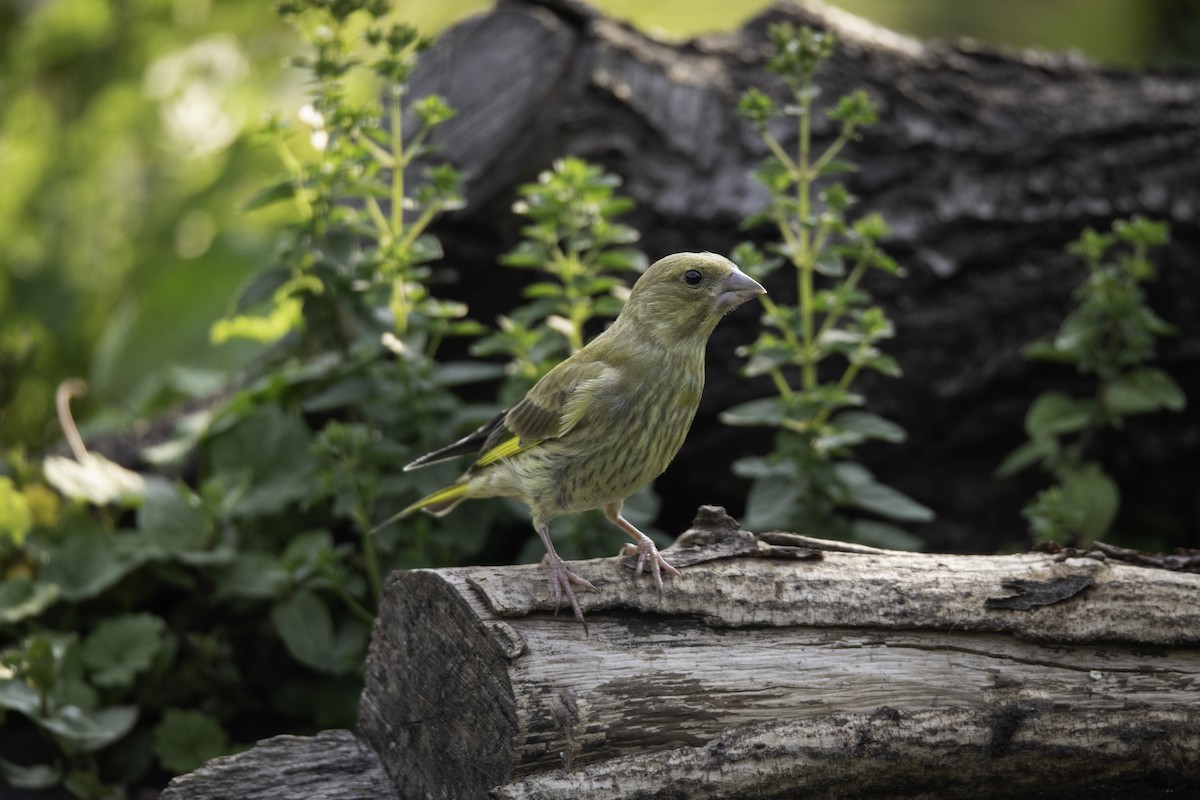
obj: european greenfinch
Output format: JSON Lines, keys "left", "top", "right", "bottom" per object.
{"left": 381, "top": 252, "right": 765, "bottom": 624}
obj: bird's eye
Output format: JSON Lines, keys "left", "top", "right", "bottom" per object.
{"left": 683, "top": 269, "right": 703, "bottom": 286}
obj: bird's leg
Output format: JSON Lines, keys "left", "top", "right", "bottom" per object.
{"left": 603, "top": 501, "right": 682, "bottom": 590}
{"left": 535, "top": 520, "right": 598, "bottom": 625}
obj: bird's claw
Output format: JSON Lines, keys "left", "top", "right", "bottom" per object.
{"left": 541, "top": 553, "right": 598, "bottom": 624}
{"left": 621, "top": 535, "right": 682, "bottom": 590}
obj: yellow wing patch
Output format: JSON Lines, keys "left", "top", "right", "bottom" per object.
{"left": 474, "top": 433, "right": 537, "bottom": 468}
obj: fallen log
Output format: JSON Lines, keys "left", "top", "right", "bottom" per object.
{"left": 159, "top": 730, "right": 398, "bottom": 800}
{"left": 354, "top": 506, "right": 1200, "bottom": 798}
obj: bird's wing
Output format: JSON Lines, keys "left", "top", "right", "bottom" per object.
{"left": 472, "top": 358, "right": 615, "bottom": 469}
{"left": 402, "top": 411, "right": 507, "bottom": 471}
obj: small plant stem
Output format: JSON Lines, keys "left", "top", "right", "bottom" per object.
{"left": 756, "top": 294, "right": 800, "bottom": 349}
{"left": 810, "top": 133, "right": 849, "bottom": 177}
{"left": 390, "top": 85, "right": 404, "bottom": 241}
{"left": 387, "top": 83, "right": 414, "bottom": 335}
{"left": 815, "top": 254, "right": 869, "bottom": 342}
{"left": 426, "top": 323, "right": 445, "bottom": 360}
{"left": 55, "top": 379, "right": 90, "bottom": 462}
{"left": 762, "top": 131, "right": 797, "bottom": 174}
{"left": 796, "top": 75, "right": 816, "bottom": 390}
{"left": 768, "top": 367, "right": 794, "bottom": 400}
{"left": 398, "top": 205, "right": 438, "bottom": 252}
{"left": 359, "top": 524, "right": 383, "bottom": 603}
{"left": 336, "top": 580, "right": 377, "bottom": 623}
{"left": 558, "top": 245, "right": 587, "bottom": 353}
{"left": 366, "top": 197, "right": 390, "bottom": 238}
{"left": 813, "top": 358, "right": 863, "bottom": 428}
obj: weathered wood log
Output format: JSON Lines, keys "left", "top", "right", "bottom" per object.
{"left": 355, "top": 507, "right": 1200, "bottom": 799}
{"left": 413, "top": 0, "right": 1200, "bottom": 552}
{"left": 159, "top": 730, "right": 398, "bottom": 800}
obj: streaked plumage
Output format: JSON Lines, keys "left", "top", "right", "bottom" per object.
{"left": 379, "top": 252, "right": 765, "bottom": 625}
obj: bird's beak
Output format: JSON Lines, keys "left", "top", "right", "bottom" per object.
{"left": 716, "top": 268, "right": 766, "bottom": 312}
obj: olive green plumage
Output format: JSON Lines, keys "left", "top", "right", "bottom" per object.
{"left": 386, "top": 251, "right": 765, "bottom": 624}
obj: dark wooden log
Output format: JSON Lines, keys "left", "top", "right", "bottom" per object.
{"left": 353, "top": 507, "right": 1200, "bottom": 799}
{"left": 158, "top": 730, "right": 398, "bottom": 800}
{"left": 413, "top": 0, "right": 1200, "bottom": 552}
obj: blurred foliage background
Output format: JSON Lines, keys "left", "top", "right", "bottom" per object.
{"left": 1, "top": 0, "right": 1198, "bottom": 454}
{"left": 0, "top": 1, "right": 1195, "bottom": 795}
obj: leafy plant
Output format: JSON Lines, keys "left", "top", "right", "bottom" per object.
{"left": 724, "top": 24, "right": 932, "bottom": 547}
{"left": 996, "top": 216, "right": 1182, "bottom": 545}
{"left": 0, "top": 1, "right": 507, "bottom": 795}
{"left": 474, "top": 157, "right": 647, "bottom": 399}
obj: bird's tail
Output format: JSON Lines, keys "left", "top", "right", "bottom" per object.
{"left": 368, "top": 483, "right": 469, "bottom": 534}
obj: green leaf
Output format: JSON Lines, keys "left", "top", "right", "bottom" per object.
{"left": 212, "top": 552, "right": 289, "bottom": 600}
{"left": 731, "top": 456, "right": 795, "bottom": 480}
{"left": 0, "top": 578, "right": 60, "bottom": 624}
{"left": 835, "top": 463, "right": 934, "bottom": 522}
{"left": 81, "top": 614, "right": 167, "bottom": 690}
{"left": 0, "top": 679, "right": 43, "bottom": 717}
{"left": 1024, "top": 392, "right": 1095, "bottom": 438}
{"left": 501, "top": 241, "right": 549, "bottom": 268}
{"left": 1022, "top": 339, "right": 1075, "bottom": 364}
{"left": 281, "top": 530, "right": 336, "bottom": 576}
{"left": 814, "top": 249, "right": 845, "bottom": 277}
{"left": 241, "top": 180, "right": 296, "bottom": 211}
{"left": 1113, "top": 215, "right": 1169, "bottom": 248}
{"left": 522, "top": 281, "right": 565, "bottom": 299}
{"left": 857, "top": 351, "right": 902, "bottom": 377}
{"left": 818, "top": 158, "right": 859, "bottom": 176}
{"left": 830, "top": 411, "right": 906, "bottom": 443}
{"left": 995, "top": 437, "right": 1056, "bottom": 479}
{"left": 751, "top": 158, "right": 793, "bottom": 194}
{"left": 206, "top": 407, "right": 320, "bottom": 517}
{"left": 137, "top": 483, "right": 211, "bottom": 557}
{"left": 301, "top": 376, "right": 376, "bottom": 412}
{"left": 0, "top": 477, "right": 32, "bottom": 545}
{"left": 741, "top": 475, "right": 803, "bottom": 532}
{"left": 595, "top": 248, "right": 647, "bottom": 272}
{"left": 720, "top": 397, "right": 788, "bottom": 428}
{"left": 1051, "top": 312, "right": 1096, "bottom": 359}
{"left": 1060, "top": 462, "right": 1119, "bottom": 543}
{"left": 42, "top": 528, "right": 141, "bottom": 602}
{"left": 1103, "top": 367, "right": 1186, "bottom": 416}
{"left": 1066, "top": 227, "right": 1113, "bottom": 265}
{"left": 233, "top": 266, "right": 292, "bottom": 312}
{"left": 38, "top": 705, "right": 138, "bottom": 752}
{"left": 154, "top": 708, "right": 230, "bottom": 775}
{"left": 434, "top": 361, "right": 506, "bottom": 386}
{"left": 272, "top": 589, "right": 334, "bottom": 671}
{"left": 740, "top": 340, "right": 795, "bottom": 378}
{"left": 0, "top": 759, "right": 62, "bottom": 790}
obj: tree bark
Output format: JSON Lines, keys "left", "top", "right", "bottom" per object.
{"left": 413, "top": 0, "right": 1200, "bottom": 552}
{"left": 354, "top": 506, "right": 1200, "bottom": 799}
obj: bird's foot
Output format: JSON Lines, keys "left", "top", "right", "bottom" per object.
{"left": 621, "top": 534, "right": 682, "bottom": 590}
{"left": 540, "top": 553, "right": 598, "bottom": 625}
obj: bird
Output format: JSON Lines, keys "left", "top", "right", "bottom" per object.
{"left": 377, "top": 252, "right": 765, "bottom": 625}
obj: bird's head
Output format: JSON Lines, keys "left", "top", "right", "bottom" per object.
{"left": 619, "top": 252, "right": 766, "bottom": 344}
